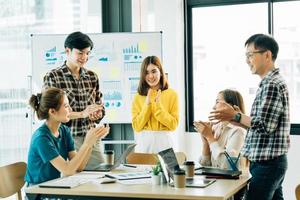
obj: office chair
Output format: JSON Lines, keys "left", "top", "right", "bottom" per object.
{"left": 126, "top": 153, "right": 158, "bottom": 165}
{"left": 0, "top": 162, "right": 27, "bottom": 200}
{"left": 174, "top": 152, "right": 186, "bottom": 165}
{"left": 126, "top": 152, "right": 186, "bottom": 165}
{"left": 296, "top": 184, "right": 300, "bottom": 200}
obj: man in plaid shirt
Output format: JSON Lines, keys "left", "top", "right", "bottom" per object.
{"left": 209, "top": 34, "right": 290, "bottom": 200}
{"left": 43, "top": 31, "right": 107, "bottom": 170}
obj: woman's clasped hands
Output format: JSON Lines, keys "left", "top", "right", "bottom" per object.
{"left": 193, "top": 120, "right": 216, "bottom": 143}
{"left": 146, "top": 89, "right": 161, "bottom": 105}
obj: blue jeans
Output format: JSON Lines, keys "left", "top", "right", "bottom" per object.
{"left": 246, "top": 154, "right": 287, "bottom": 200}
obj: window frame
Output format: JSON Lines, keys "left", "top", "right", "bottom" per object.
{"left": 184, "top": 0, "right": 300, "bottom": 135}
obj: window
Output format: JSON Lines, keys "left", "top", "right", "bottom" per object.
{"left": 185, "top": 1, "right": 300, "bottom": 199}
{"left": 274, "top": 1, "right": 300, "bottom": 123}
{"left": 0, "top": 0, "right": 102, "bottom": 166}
{"left": 191, "top": 3, "right": 267, "bottom": 123}
{"left": 186, "top": 0, "right": 300, "bottom": 131}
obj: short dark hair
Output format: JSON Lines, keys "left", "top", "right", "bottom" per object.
{"left": 137, "top": 56, "right": 169, "bottom": 96}
{"left": 64, "top": 31, "right": 93, "bottom": 50}
{"left": 245, "top": 34, "right": 279, "bottom": 61}
{"left": 29, "top": 87, "right": 65, "bottom": 120}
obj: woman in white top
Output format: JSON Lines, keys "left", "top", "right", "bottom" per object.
{"left": 194, "top": 89, "right": 246, "bottom": 170}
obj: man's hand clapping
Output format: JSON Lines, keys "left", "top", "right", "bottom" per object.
{"left": 83, "top": 125, "right": 110, "bottom": 147}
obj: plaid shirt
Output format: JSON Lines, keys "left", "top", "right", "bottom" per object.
{"left": 241, "top": 68, "right": 290, "bottom": 161}
{"left": 43, "top": 62, "right": 105, "bottom": 136}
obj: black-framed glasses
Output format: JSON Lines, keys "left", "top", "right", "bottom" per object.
{"left": 245, "top": 50, "right": 267, "bottom": 59}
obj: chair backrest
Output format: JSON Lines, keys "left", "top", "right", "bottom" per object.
{"left": 0, "top": 162, "right": 27, "bottom": 200}
{"left": 126, "top": 153, "right": 158, "bottom": 165}
{"left": 240, "top": 156, "right": 250, "bottom": 170}
{"left": 126, "top": 152, "right": 187, "bottom": 165}
{"left": 175, "top": 152, "right": 187, "bottom": 165}
{"left": 296, "top": 184, "right": 300, "bottom": 200}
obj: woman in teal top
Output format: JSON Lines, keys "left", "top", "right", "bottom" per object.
{"left": 25, "top": 87, "right": 110, "bottom": 185}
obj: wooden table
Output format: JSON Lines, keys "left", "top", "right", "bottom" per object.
{"left": 25, "top": 172, "right": 250, "bottom": 200}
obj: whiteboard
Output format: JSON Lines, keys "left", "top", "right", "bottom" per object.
{"left": 31, "top": 32, "right": 163, "bottom": 123}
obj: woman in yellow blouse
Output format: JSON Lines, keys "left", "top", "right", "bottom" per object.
{"left": 131, "top": 56, "right": 179, "bottom": 153}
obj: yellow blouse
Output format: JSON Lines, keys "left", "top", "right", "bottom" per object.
{"left": 131, "top": 88, "right": 179, "bottom": 132}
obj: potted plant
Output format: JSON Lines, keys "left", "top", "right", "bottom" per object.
{"left": 151, "top": 161, "right": 162, "bottom": 185}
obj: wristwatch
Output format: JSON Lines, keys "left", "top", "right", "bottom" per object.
{"left": 233, "top": 113, "right": 242, "bottom": 123}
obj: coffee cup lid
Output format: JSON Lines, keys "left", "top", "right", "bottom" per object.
{"left": 184, "top": 161, "right": 195, "bottom": 165}
{"left": 174, "top": 169, "right": 185, "bottom": 175}
{"left": 104, "top": 150, "right": 114, "bottom": 154}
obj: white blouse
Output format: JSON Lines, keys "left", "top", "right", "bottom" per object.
{"left": 199, "top": 122, "right": 246, "bottom": 169}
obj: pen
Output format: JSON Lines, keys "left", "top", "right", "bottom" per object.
{"left": 123, "top": 164, "right": 137, "bottom": 168}
{"left": 235, "top": 153, "right": 241, "bottom": 166}
{"left": 224, "top": 151, "right": 239, "bottom": 171}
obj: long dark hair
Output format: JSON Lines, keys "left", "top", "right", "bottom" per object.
{"left": 29, "top": 87, "right": 65, "bottom": 120}
{"left": 137, "top": 56, "right": 169, "bottom": 96}
{"left": 219, "top": 89, "right": 245, "bottom": 114}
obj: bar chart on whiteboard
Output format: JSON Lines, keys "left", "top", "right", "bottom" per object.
{"left": 31, "top": 32, "right": 163, "bottom": 123}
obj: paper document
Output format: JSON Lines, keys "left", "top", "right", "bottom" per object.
{"left": 105, "top": 171, "right": 151, "bottom": 180}
{"left": 71, "top": 171, "right": 106, "bottom": 179}
{"left": 39, "top": 176, "right": 89, "bottom": 188}
{"left": 118, "top": 178, "right": 152, "bottom": 185}
{"left": 39, "top": 171, "right": 105, "bottom": 188}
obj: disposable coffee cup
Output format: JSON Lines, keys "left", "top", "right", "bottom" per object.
{"left": 173, "top": 169, "right": 186, "bottom": 188}
{"left": 104, "top": 150, "right": 114, "bottom": 165}
{"left": 183, "top": 161, "right": 195, "bottom": 178}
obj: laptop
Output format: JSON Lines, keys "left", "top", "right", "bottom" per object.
{"left": 92, "top": 144, "right": 137, "bottom": 172}
{"left": 158, "top": 148, "right": 216, "bottom": 188}
{"left": 194, "top": 166, "right": 241, "bottom": 179}
{"left": 194, "top": 150, "right": 242, "bottom": 179}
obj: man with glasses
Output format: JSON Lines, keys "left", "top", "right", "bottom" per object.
{"left": 209, "top": 34, "right": 290, "bottom": 200}
{"left": 43, "top": 31, "right": 106, "bottom": 170}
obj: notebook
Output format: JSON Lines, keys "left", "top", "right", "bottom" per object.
{"left": 158, "top": 148, "right": 216, "bottom": 188}
{"left": 89, "top": 144, "right": 137, "bottom": 172}
{"left": 105, "top": 171, "right": 151, "bottom": 180}
{"left": 39, "top": 176, "right": 88, "bottom": 188}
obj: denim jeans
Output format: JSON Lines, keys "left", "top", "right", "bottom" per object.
{"left": 246, "top": 154, "right": 287, "bottom": 200}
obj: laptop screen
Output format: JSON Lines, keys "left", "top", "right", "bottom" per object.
{"left": 88, "top": 143, "right": 137, "bottom": 172}
{"left": 158, "top": 148, "right": 180, "bottom": 182}
{"left": 116, "top": 144, "right": 137, "bottom": 165}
